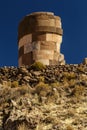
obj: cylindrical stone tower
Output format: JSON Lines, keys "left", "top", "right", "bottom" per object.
{"left": 18, "top": 12, "right": 64, "bottom": 66}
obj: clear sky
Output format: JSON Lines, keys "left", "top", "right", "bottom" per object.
{"left": 0, "top": 0, "right": 87, "bottom": 66}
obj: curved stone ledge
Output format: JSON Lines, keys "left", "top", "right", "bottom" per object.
{"left": 18, "top": 26, "right": 63, "bottom": 41}
{"left": 29, "top": 12, "right": 54, "bottom": 15}
{"left": 18, "top": 12, "right": 62, "bottom": 42}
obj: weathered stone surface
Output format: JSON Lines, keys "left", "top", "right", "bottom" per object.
{"left": 22, "top": 52, "right": 34, "bottom": 66}
{"left": 18, "top": 34, "right": 32, "bottom": 49}
{"left": 46, "top": 33, "right": 62, "bottom": 43}
{"left": 18, "top": 57, "right": 22, "bottom": 67}
{"left": 18, "top": 12, "right": 65, "bottom": 66}
{"left": 32, "top": 33, "right": 46, "bottom": 41}
{"left": 35, "top": 19, "right": 56, "bottom": 27}
{"left": 18, "top": 46, "right": 24, "bottom": 58}
{"left": 33, "top": 50, "right": 54, "bottom": 60}
{"left": 40, "top": 41, "right": 55, "bottom": 50}
{"left": 36, "top": 59, "right": 49, "bottom": 65}
{"left": 58, "top": 53, "right": 65, "bottom": 65}
{"left": 55, "top": 16, "right": 62, "bottom": 28}
{"left": 24, "top": 42, "right": 32, "bottom": 54}
{"left": 83, "top": 58, "right": 87, "bottom": 64}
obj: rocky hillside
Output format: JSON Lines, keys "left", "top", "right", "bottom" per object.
{"left": 0, "top": 63, "right": 87, "bottom": 130}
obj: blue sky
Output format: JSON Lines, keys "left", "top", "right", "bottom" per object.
{"left": 0, "top": 0, "right": 87, "bottom": 66}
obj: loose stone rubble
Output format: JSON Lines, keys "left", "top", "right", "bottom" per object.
{"left": 0, "top": 63, "right": 87, "bottom": 130}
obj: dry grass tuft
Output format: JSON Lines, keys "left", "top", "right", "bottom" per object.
{"left": 17, "top": 123, "right": 28, "bottom": 130}
{"left": 29, "top": 62, "right": 46, "bottom": 71}
{"left": 11, "top": 81, "right": 19, "bottom": 88}
{"left": 35, "top": 82, "right": 51, "bottom": 97}
{"left": 66, "top": 125, "right": 74, "bottom": 130}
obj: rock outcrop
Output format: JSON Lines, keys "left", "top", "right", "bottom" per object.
{"left": 0, "top": 63, "right": 87, "bottom": 130}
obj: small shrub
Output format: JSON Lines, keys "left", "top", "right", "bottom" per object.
{"left": 39, "top": 76, "right": 45, "bottom": 82}
{"left": 51, "top": 82, "right": 61, "bottom": 89}
{"left": 7, "top": 81, "right": 11, "bottom": 87}
{"left": 74, "top": 85, "right": 84, "bottom": 97}
{"left": 17, "top": 123, "right": 28, "bottom": 130}
{"left": 11, "top": 81, "right": 19, "bottom": 88}
{"left": 79, "top": 74, "right": 87, "bottom": 81}
{"left": 17, "top": 85, "right": 30, "bottom": 95}
{"left": 68, "top": 79, "right": 76, "bottom": 87}
{"left": 35, "top": 82, "right": 51, "bottom": 97}
{"left": 66, "top": 125, "right": 74, "bottom": 130}
{"left": 29, "top": 62, "right": 46, "bottom": 71}
{"left": 63, "top": 72, "right": 76, "bottom": 80}
{"left": 77, "top": 66, "right": 84, "bottom": 72}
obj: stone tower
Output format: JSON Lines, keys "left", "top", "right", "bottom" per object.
{"left": 18, "top": 12, "right": 65, "bottom": 66}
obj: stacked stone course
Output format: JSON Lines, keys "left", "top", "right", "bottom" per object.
{"left": 0, "top": 63, "right": 87, "bottom": 86}
{"left": 18, "top": 12, "right": 65, "bottom": 67}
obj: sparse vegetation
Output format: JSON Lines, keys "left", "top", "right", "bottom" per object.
{"left": 29, "top": 62, "right": 46, "bottom": 71}
{"left": 35, "top": 81, "right": 51, "bottom": 97}
{"left": 17, "top": 123, "right": 28, "bottom": 130}
{"left": 74, "top": 85, "right": 84, "bottom": 98}
{"left": 50, "top": 81, "right": 61, "bottom": 88}
{"left": 66, "top": 125, "right": 74, "bottom": 130}
{"left": 77, "top": 66, "right": 84, "bottom": 72}
{"left": 39, "top": 76, "right": 45, "bottom": 82}
{"left": 68, "top": 79, "right": 76, "bottom": 87}
{"left": 63, "top": 72, "right": 77, "bottom": 80}
{"left": 0, "top": 64, "right": 87, "bottom": 130}
{"left": 11, "top": 81, "right": 19, "bottom": 88}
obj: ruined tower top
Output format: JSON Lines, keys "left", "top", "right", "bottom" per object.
{"left": 18, "top": 12, "right": 65, "bottom": 66}
{"left": 18, "top": 12, "right": 63, "bottom": 40}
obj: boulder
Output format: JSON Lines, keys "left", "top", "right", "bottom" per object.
{"left": 83, "top": 58, "right": 87, "bottom": 64}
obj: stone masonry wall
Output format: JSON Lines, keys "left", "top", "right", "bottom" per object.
{"left": 18, "top": 12, "right": 65, "bottom": 66}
